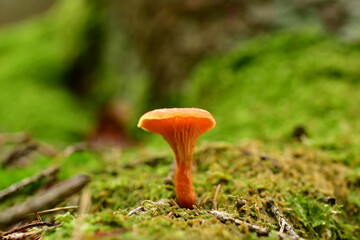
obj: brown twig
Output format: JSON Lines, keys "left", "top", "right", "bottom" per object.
{"left": 2, "top": 143, "right": 38, "bottom": 167}
{"left": 1, "top": 229, "right": 42, "bottom": 240}
{"left": 1, "top": 221, "right": 52, "bottom": 237}
{"left": 0, "top": 167, "right": 60, "bottom": 201}
{"left": 212, "top": 184, "right": 221, "bottom": 210}
{"left": 266, "top": 200, "right": 301, "bottom": 238}
{"left": 208, "top": 210, "right": 304, "bottom": 239}
{"left": 0, "top": 174, "right": 90, "bottom": 229}
{"left": 193, "top": 210, "right": 200, "bottom": 216}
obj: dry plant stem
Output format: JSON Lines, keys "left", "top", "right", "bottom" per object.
{"left": 32, "top": 206, "right": 78, "bottom": 215}
{"left": 267, "top": 200, "right": 300, "bottom": 238}
{"left": 255, "top": 204, "right": 261, "bottom": 221}
{"left": 0, "top": 167, "right": 60, "bottom": 201}
{"left": 0, "top": 175, "right": 90, "bottom": 229}
{"left": 209, "top": 211, "right": 304, "bottom": 240}
{"left": 1, "top": 229, "right": 42, "bottom": 240}
{"left": 127, "top": 206, "right": 145, "bottom": 216}
{"left": 212, "top": 184, "right": 221, "bottom": 210}
{"left": 209, "top": 210, "right": 270, "bottom": 236}
{"left": 1, "top": 222, "right": 52, "bottom": 237}
{"left": 72, "top": 187, "right": 92, "bottom": 240}
{"left": 168, "top": 199, "right": 179, "bottom": 208}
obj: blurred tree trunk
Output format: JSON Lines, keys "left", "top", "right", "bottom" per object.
{"left": 105, "top": 0, "right": 352, "bottom": 109}
{"left": 107, "top": 0, "right": 276, "bottom": 108}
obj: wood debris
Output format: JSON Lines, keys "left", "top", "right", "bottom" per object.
{"left": 0, "top": 167, "right": 60, "bottom": 201}
{"left": 0, "top": 175, "right": 90, "bottom": 228}
{"left": 209, "top": 210, "right": 305, "bottom": 239}
{"left": 266, "top": 200, "right": 301, "bottom": 239}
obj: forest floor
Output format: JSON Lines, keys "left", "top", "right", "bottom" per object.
{"left": 0, "top": 134, "right": 359, "bottom": 239}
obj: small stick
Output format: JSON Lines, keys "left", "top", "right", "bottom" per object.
{"left": 2, "top": 143, "right": 38, "bottom": 167}
{"left": 0, "top": 167, "right": 60, "bottom": 201}
{"left": 255, "top": 204, "right": 261, "bottom": 221}
{"left": 1, "top": 221, "right": 52, "bottom": 236}
{"left": 212, "top": 184, "right": 221, "bottom": 210}
{"left": 168, "top": 199, "right": 179, "bottom": 208}
{"left": 35, "top": 213, "right": 42, "bottom": 222}
{"left": 0, "top": 174, "right": 90, "bottom": 229}
{"left": 209, "top": 210, "right": 270, "bottom": 236}
{"left": 127, "top": 206, "right": 145, "bottom": 216}
{"left": 1, "top": 229, "right": 42, "bottom": 240}
{"left": 33, "top": 206, "right": 78, "bottom": 215}
{"left": 209, "top": 210, "right": 304, "bottom": 239}
{"left": 72, "top": 187, "right": 92, "bottom": 240}
{"left": 266, "top": 200, "right": 301, "bottom": 238}
{"left": 193, "top": 210, "right": 199, "bottom": 216}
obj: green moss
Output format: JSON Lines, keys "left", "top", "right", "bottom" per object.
{"left": 36, "top": 141, "right": 359, "bottom": 239}
{"left": 287, "top": 195, "right": 339, "bottom": 238}
{"left": 0, "top": 0, "right": 102, "bottom": 143}
{"left": 185, "top": 30, "right": 360, "bottom": 152}
{"left": 46, "top": 212, "right": 76, "bottom": 239}
{"left": 0, "top": 149, "right": 104, "bottom": 211}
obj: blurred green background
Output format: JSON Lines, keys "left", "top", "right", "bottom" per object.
{"left": 0, "top": 0, "right": 360, "bottom": 147}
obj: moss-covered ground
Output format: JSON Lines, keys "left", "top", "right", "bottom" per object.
{"left": 1, "top": 140, "right": 359, "bottom": 239}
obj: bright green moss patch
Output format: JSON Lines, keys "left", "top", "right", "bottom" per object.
{"left": 185, "top": 30, "right": 360, "bottom": 151}
{"left": 0, "top": 0, "right": 100, "bottom": 143}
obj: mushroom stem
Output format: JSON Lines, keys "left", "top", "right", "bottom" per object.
{"left": 174, "top": 161, "right": 196, "bottom": 209}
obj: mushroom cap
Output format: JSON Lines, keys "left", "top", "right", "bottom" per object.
{"left": 137, "top": 108, "right": 216, "bottom": 136}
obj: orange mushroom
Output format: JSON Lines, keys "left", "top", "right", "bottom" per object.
{"left": 138, "top": 108, "right": 216, "bottom": 209}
